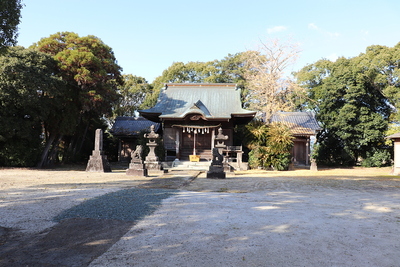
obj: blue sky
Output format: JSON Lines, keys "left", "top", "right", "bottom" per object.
{"left": 18, "top": 0, "right": 400, "bottom": 82}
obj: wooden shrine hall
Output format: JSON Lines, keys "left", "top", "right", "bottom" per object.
{"left": 139, "top": 83, "right": 256, "bottom": 169}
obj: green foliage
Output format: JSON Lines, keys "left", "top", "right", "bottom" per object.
{"left": 29, "top": 32, "right": 124, "bottom": 167}
{"left": 32, "top": 32, "right": 123, "bottom": 116}
{"left": 112, "top": 74, "right": 152, "bottom": 118}
{"left": 244, "top": 120, "right": 294, "bottom": 170}
{"left": 296, "top": 50, "right": 392, "bottom": 166}
{"left": 0, "top": 47, "right": 67, "bottom": 166}
{"left": 361, "top": 148, "right": 392, "bottom": 167}
{"left": 142, "top": 53, "right": 248, "bottom": 109}
{"left": 312, "top": 132, "right": 356, "bottom": 166}
{"left": 0, "top": 0, "right": 23, "bottom": 54}
{"left": 385, "top": 124, "right": 400, "bottom": 145}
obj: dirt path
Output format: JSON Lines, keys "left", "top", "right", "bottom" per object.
{"left": 0, "top": 167, "right": 197, "bottom": 266}
{"left": 1, "top": 167, "right": 399, "bottom": 266}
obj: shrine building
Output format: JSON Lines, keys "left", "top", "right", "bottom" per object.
{"left": 139, "top": 83, "right": 256, "bottom": 166}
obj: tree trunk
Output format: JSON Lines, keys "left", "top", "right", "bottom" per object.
{"left": 47, "top": 135, "right": 62, "bottom": 166}
{"left": 37, "top": 133, "right": 57, "bottom": 168}
{"left": 76, "top": 121, "right": 90, "bottom": 158}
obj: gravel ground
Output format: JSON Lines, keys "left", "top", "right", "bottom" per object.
{"left": 91, "top": 170, "right": 400, "bottom": 267}
{"left": 1, "top": 167, "right": 400, "bottom": 266}
{"left": 91, "top": 189, "right": 400, "bottom": 267}
{"left": 53, "top": 188, "right": 179, "bottom": 222}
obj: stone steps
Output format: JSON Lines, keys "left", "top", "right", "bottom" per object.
{"left": 165, "top": 160, "right": 211, "bottom": 171}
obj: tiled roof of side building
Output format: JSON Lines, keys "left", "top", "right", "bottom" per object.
{"left": 271, "top": 112, "right": 322, "bottom": 136}
{"left": 110, "top": 117, "right": 160, "bottom": 137}
{"left": 386, "top": 132, "right": 400, "bottom": 139}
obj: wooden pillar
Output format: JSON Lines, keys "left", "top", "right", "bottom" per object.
{"left": 175, "top": 129, "right": 180, "bottom": 159}
{"left": 211, "top": 128, "right": 215, "bottom": 150}
{"left": 306, "top": 137, "right": 310, "bottom": 166}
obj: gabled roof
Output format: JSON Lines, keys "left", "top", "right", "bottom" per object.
{"left": 110, "top": 117, "right": 160, "bottom": 137}
{"left": 387, "top": 132, "right": 400, "bottom": 139}
{"left": 139, "top": 83, "right": 256, "bottom": 122}
{"left": 271, "top": 112, "right": 321, "bottom": 136}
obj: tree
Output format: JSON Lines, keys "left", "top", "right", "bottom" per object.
{"left": 296, "top": 55, "right": 391, "bottom": 165}
{"left": 0, "top": 46, "right": 67, "bottom": 166}
{"left": 0, "top": 0, "right": 23, "bottom": 54}
{"left": 356, "top": 43, "right": 400, "bottom": 122}
{"left": 142, "top": 53, "right": 248, "bottom": 109}
{"left": 112, "top": 74, "right": 152, "bottom": 118}
{"left": 31, "top": 32, "right": 123, "bottom": 166}
{"left": 242, "top": 38, "right": 303, "bottom": 121}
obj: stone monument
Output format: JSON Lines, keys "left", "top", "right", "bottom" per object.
{"left": 144, "top": 125, "right": 163, "bottom": 171}
{"left": 207, "top": 147, "right": 226, "bottom": 179}
{"left": 86, "top": 129, "right": 111, "bottom": 172}
{"left": 310, "top": 158, "right": 318, "bottom": 171}
{"left": 126, "top": 145, "right": 148, "bottom": 176}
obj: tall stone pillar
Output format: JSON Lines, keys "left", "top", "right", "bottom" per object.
{"left": 86, "top": 129, "right": 111, "bottom": 172}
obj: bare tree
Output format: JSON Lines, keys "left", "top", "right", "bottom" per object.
{"left": 242, "top": 38, "right": 303, "bottom": 121}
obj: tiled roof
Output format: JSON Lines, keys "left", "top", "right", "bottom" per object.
{"left": 386, "top": 132, "right": 400, "bottom": 139}
{"left": 110, "top": 117, "right": 160, "bottom": 137}
{"left": 139, "top": 83, "right": 256, "bottom": 121}
{"left": 271, "top": 112, "right": 321, "bottom": 136}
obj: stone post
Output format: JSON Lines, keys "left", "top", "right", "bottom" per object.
{"left": 309, "top": 135, "right": 318, "bottom": 171}
{"left": 86, "top": 129, "right": 111, "bottom": 172}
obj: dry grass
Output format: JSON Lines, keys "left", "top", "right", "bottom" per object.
{"left": 235, "top": 166, "right": 395, "bottom": 179}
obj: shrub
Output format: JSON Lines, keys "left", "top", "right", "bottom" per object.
{"left": 245, "top": 120, "right": 294, "bottom": 170}
{"left": 361, "top": 148, "right": 391, "bottom": 167}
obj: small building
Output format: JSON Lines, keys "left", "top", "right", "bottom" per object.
{"left": 386, "top": 132, "right": 400, "bottom": 175}
{"left": 139, "top": 83, "right": 256, "bottom": 168}
{"left": 110, "top": 116, "right": 160, "bottom": 162}
{"left": 271, "top": 112, "right": 321, "bottom": 165}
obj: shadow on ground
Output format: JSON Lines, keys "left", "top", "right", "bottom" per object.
{"left": 0, "top": 185, "right": 181, "bottom": 266}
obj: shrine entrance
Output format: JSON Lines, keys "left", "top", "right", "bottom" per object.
{"left": 173, "top": 125, "right": 220, "bottom": 161}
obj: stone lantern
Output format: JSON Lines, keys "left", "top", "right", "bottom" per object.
{"left": 207, "top": 127, "right": 228, "bottom": 179}
{"left": 214, "top": 127, "right": 228, "bottom": 154}
{"left": 144, "top": 125, "right": 162, "bottom": 171}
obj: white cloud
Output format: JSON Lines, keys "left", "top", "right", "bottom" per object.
{"left": 328, "top": 32, "right": 340, "bottom": 38}
{"left": 361, "top": 29, "right": 369, "bottom": 36}
{"left": 308, "top": 22, "right": 340, "bottom": 39}
{"left": 326, "top": 53, "right": 339, "bottom": 61}
{"left": 308, "top": 23, "right": 318, "bottom": 30}
{"left": 267, "top": 26, "right": 287, "bottom": 34}
{"left": 361, "top": 30, "right": 369, "bottom": 41}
